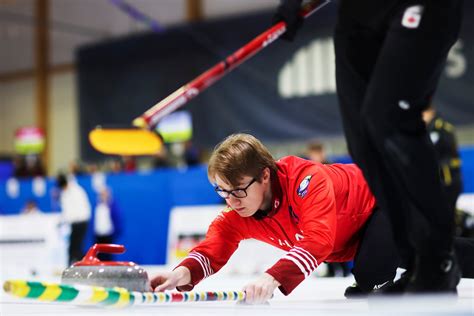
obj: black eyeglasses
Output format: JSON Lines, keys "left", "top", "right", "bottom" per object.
{"left": 215, "top": 178, "right": 257, "bottom": 199}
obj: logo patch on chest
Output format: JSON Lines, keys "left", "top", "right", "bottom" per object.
{"left": 297, "top": 175, "right": 312, "bottom": 198}
{"left": 401, "top": 5, "right": 424, "bottom": 29}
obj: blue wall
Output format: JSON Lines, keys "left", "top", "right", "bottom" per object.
{"left": 1, "top": 146, "right": 473, "bottom": 264}
{"left": 460, "top": 146, "right": 474, "bottom": 193}
{"left": 0, "top": 160, "right": 13, "bottom": 180}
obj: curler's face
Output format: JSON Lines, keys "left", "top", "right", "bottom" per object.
{"left": 214, "top": 168, "right": 271, "bottom": 217}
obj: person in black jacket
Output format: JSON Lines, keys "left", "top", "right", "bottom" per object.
{"left": 423, "top": 105, "right": 463, "bottom": 213}
{"left": 274, "top": 0, "right": 464, "bottom": 294}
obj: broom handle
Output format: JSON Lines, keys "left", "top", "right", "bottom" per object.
{"left": 3, "top": 280, "right": 246, "bottom": 307}
{"left": 134, "top": 0, "right": 331, "bottom": 129}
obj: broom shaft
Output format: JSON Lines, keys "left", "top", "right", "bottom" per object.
{"left": 3, "top": 280, "right": 245, "bottom": 307}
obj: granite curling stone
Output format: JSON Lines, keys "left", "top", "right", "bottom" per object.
{"left": 61, "top": 243, "right": 150, "bottom": 292}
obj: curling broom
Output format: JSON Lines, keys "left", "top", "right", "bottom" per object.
{"left": 89, "top": 0, "right": 331, "bottom": 155}
{"left": 3, "top": 279, "right": 246, "bottom": 308}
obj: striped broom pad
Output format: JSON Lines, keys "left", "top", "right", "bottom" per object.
{"left": 3, "top": 280, "right": 246, "bottom": 307}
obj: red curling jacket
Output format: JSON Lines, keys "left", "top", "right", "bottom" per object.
{"left": 176, "top": 156, "right": 376, "bottom": 295}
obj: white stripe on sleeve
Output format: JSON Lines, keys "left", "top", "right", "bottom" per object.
{"left": 188, "top": 252, "right": 214, "bottom": 277}
{"left": 287, "top": 251, "right": 313, "bottom": 274}
{"left": 188, "top": 254, "right": 209, "bottom": 277}
{"left": 282, "top": 255, "right": 310, "bottom": 277}
{"left": 293, "top": 246, "right": 318, "bottom": 267}
{"left": 291, "top": 247, "right": 318, "bottom": 270}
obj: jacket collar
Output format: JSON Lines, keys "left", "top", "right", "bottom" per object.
{"left": 253, "top": 170, "right": 283, "bottom": 219}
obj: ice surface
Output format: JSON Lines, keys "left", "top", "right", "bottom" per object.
{"left": 1, "top": 270, "right": 472, "bottom": 316}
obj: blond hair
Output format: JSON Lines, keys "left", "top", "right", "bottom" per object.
{"left": 208, "top": 133, "right": 277, "bottom": 187}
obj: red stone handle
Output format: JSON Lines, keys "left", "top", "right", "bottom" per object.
{"left": 74, "top": 244, "right": 127, "bottom": 266}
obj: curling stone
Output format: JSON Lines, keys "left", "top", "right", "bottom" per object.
{"left": 61, "top": 244, "right": 150, "bottom": 292}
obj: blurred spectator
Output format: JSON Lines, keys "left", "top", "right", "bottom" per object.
{"left": 170, "top": 142, "right": 186, "bottom": 168}
{"left": 306, "top": 141, "right": 329, "bottom": 164}
{"left": 183, "top": 141, "right": 201, "bottom": 167}
{"left": 423, "top": 106, "right": 473, "bottom": 238}
{"left": 94, "top": 187, "right": 123, "bottom": 261}
{"left": 56, "top": 173, "right": 92, "bottom": 265}
{"left": 13, "top": 155, "right": 45, "bottom": 178}
{"left": 109, "top": 159, "right": 123, "bottom": 173}
{"left": 21, "top": 199, "right": 42, "bottom": 215}
{"left": 25, "top": 155, "right": 45, "bottom": 177}
{"left": 152, "top": 146, "right": 170, "bottom": 169}
{"left": 85, "top": 162, "right": 99, "bottom": 174}
{"left": 422, "top": 105, "right": 463, "bottom": 214}
{"left": 69, "top": 160, "right": 86, "bottom": 177}
{"left": 12, "top": 156, "right": 27, "bottom": 177}
{"left": 122, "top": 156, "right": 136, "bottom": 172}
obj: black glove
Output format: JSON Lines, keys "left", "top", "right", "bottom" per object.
{"left": 272, "top": 0, "right": 304, "bottom": 41}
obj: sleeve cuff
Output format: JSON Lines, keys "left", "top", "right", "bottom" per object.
{"left": 174, "top": 252, "right": 214, "bottom": 291}
{"left": 266, "top": 264, "right": 305, "bottom": 296}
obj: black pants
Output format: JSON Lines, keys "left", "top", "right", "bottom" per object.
{"left": 69, "top": 221, "right": 88, "bottom": 265}
{"left": 353, "top": 208, "right": 474, "bottom": 292}
{"left": 334, "top": 1, "right": 463, "bottom": 261}
{"left": 327, "top": 262, "right": 351, "bottom": 277}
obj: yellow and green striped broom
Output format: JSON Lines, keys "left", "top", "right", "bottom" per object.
{"left": 3, "top": 280, "right": 246, "bottom": 308}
